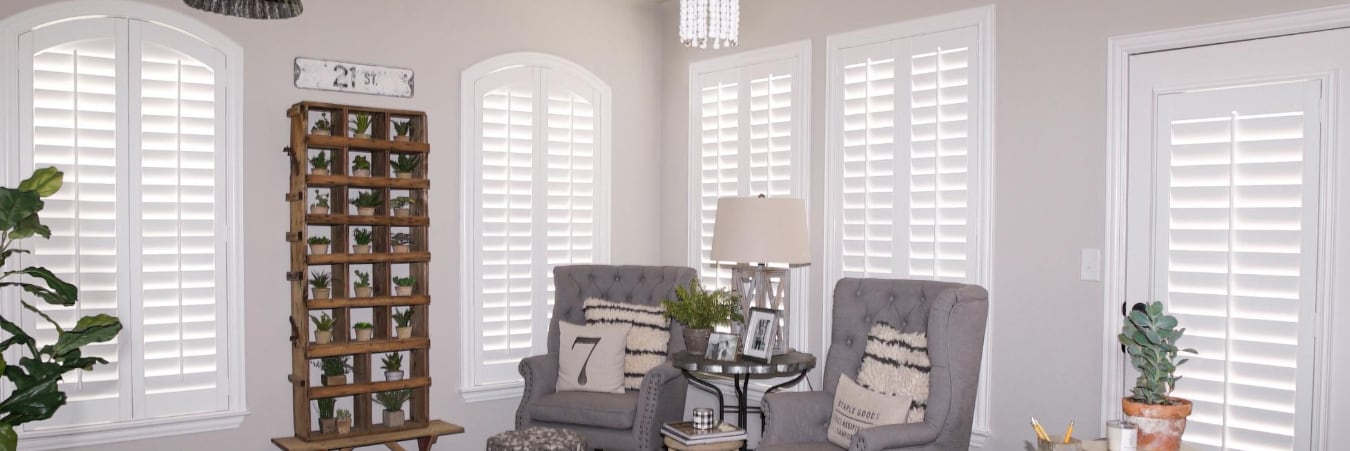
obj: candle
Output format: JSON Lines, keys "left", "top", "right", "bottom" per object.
{"left": 1106, "top": 420, "right": 1138, "bottom": 451}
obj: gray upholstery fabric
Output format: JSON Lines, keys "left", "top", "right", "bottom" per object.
{"left": 517, "top": 265, "right": 696, "bottom": 451}
{"left": 530, "top": 391, "right": 639, "bottom": 429}
{"left": 761, "top": 278, "right": 988, "bottom": 451}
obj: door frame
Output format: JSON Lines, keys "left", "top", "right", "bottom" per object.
{"left": 1103, "top": 4, "right": 1350, "bottom": 448}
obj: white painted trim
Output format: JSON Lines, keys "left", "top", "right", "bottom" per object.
{"left": 1101, "top": 4, "right": 1350, "bottom": 443}
{"left": 19, "top": 410, "right": 247, "bottom": 451}
{"left": 459, "top": 382, "right": 524, "bottom": 403}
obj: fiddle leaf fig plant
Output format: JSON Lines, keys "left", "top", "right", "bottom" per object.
{"left": 1119, "top": 301, "right": 1196, "bottom": 405}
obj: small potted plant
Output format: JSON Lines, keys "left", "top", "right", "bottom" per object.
{"left": 374, "top": 389, "right": 411, "bottom": 428}
{"left": 316, "top": 397, "right": 337, "bottom": 434}
{"left": 311, "top": 112, "right": 332, "bottom": 136}
{"left": 353, "top": 270, "right": 373, "bottom": 297}
{"left": 351, "top": 190, "right": 381, "bottom": 216}
{"left": 353, "top": 322, "right": 375, "bottom": 342}
{"left": 391, "top": 196, "right": 413, "bottom": 217}
{"left": 310, "top": 271, "right": 332, "bottom": 300}
{"left": 392, "top": 119, "right": 413, "bottom": 142}
{"left": 1120, "top": 301, "right": 1197, "bottom": 451}
{"left": 351, "top": 112, "right": 374, "bottom": 139}
{"left": 661, "top": 279, "right": 742, "bottom": 355}
{"left": 314, "top": 356, "right": 350, "bottom": 386}
{"left": 352, "top": 228, "right": 373, "bottom": 254}
{"left": 392, "top": 308, "right": 413, "bottom": 339}
{"left": 335, "top": 409, "right": 352, "bottom": 434}
{"left": 390, "top": 154, "right": 420, "bottom": 179}
{"left": 310, "top": 151, "right": 331, "bottom": 176}
{"left": 310, "top": 190, "right": 330, "bottom": 215}
{"left": 393, "top": 276, "right": 416, "bottom": 296}
{"left": 307, "top": 235, "right": 330, "bottom": 255}
{"left": 381, "top": 352, "right": 404, "bottom": 381}
{"left": 310, "top": 312, "right": 335, "bottom": 344}
{"left": 391, "top": 233, "right": 413, "bottom": 253}
{"left": 351, "top": 155, "right": 371, "bottom": 178}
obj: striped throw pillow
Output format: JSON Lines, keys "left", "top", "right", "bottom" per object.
{"left": 856, "top": 321, "right": 929, "bottom": 422}
{"left": 583, "top": 298, "right": 670, "bottom": 390}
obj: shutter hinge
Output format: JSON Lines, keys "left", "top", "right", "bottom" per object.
{"left": 286, "top": 271, "right": 304, "bottom": 282}
{"left": 285, "top": 231, "right": 302, "bottom": 242}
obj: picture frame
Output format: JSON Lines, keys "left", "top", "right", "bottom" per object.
{"left": 741, "top": 307, "right": 780, "bottom": 363}
{"left": 705, "top": 332, "right": 740, "bottom": 361}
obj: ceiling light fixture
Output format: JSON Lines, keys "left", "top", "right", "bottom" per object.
{"left": 680, "top": 0, "right": 739, "bottom": 49}
{"left": 184, "top": 0, "right": 303, "bottom": 20}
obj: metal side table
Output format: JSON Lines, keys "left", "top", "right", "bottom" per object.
{"left": 672, "top": 350, "right": 815, "bottom": 450}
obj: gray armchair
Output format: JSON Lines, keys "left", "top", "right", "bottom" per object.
{"left": 760, "top": 278, "right": 988, "bottom": 451}
{"left": 516, "top": 265, "right": 697, "bottom": 451}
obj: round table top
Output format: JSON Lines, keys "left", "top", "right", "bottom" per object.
{"left": 671, "top": 350, "right": 816, "bottom": 376}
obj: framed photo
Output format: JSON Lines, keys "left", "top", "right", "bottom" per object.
{"left": 705, "top": 332, "right": 740, "bottom": 361}
{"left": 741, "top": 307, "right": 780, "bottom": 363}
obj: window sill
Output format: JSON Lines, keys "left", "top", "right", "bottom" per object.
{"left": 461, "top": 382, "right": 524, "bottom": 403}
{"left": 18, "top": 409, "right": 249, "bottom": 450}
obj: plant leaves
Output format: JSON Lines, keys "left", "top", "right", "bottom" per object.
{"left": 0, "top": 188, "right": 42, "bottom": 231}
{"left": 7, "top": 213, "right": 50, "bottom": 240}
{"left": 53, "top": 314, "right": 122, "bottom": 358}
{"left": 16, "top": 167, "right": 64, "bottom": 198}
{"left": 5, "top": 267, "right": 78, "bottom": 306}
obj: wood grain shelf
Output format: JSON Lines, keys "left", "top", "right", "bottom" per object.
{"left": 307, "top": 337, "right": 430, "bottom": 358}
{"left": 310, "top": 376, "right": 430, "bottom": 399}
{"left": 307, "top": 251, "right": 430, "bottom": 265}
{"left": 272, "top": 420, "right": 463, "bottom": 451}
{"left": 306, "top": 174, "right": 429, "bottom": 190}
{"left": 307, "top": 295, "right": 430, "bottom": 309}
{"left": 307, "top": 134, "right": 430, "bottom": 153}
{"left": 305, "top": 214, "right": 430, "bottom": 226}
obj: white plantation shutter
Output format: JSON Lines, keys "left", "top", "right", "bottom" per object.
{"left": 1154, "top": 80, "right": 1320, "bottom": 450}
{"left": 465, "top": 58, "right": 609, "bottom": 389}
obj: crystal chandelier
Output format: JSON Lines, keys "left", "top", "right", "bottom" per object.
{"left": 680, "top": 0, "right": 740, "bottom": 49}
{"left": 184, "top": 0, "right": 304, "bottom": 20}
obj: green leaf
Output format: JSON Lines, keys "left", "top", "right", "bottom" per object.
{"left": 1147, "top": 301, "right": 1164, "bottom": 317}
{"left": 17, "top": 167, "right": 64, "bottom": 198}
{"left": 0, "top": 188, "right": 43, "bottom": 231}
{"left": 1156, "top": 315, "right": 1177, "bottom": 330}
{"left": 0, "top": 424, "right": 16, "bottom": 451}
{"left": 0, "top": 376, "right": 66, "bottom": 425}
{"left": 5, "top": 267, "right": 78, "bottom": 306}
{"left": 0, "top": 315, "right": 36, "bottom": 355}
{"left": 53, "top": 314, "right": 121, "bottom": 357}
{"left": 7, "top": 213, "right": 50, "bottom": 240}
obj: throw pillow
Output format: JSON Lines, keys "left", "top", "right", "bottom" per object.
{"left": 828, "top": 374, "right": 911, "bottom": 448}
{"left": 583, "top": 298, "right": 671, "bottom": 390}
{"left": 857, "top": 321, "right": 930, "bottom": 422}
{"left": 556, "top": 321, "right": 631, "bottom": 394}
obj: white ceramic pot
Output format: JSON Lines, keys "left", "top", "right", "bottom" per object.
{"left": 396, "top": 326, "right": 412, "bottom": 339}
{"left": 353, "top": 169, "right": 371, "bottom": 178}
{"left": 355, "top": 328, "right": 373, "bottom": 341}
{"left": 357, "top": 207, "right": 376, "bottom": 216}
{"left": 312, "top": 288, "right": 330, "bottom": 300}
{"left": 309, "top": 243, "right": 329, "bottom": 254}
{"left": 395, "top": 286, "right": 413, "bottom": 296}
{"left": 314, "top": 330, "right": 333, "bottom": 344}
{"left": 354, "top": 286, "right": 373, "bottom": 298}
{"left": 385, "top": 370, "right": 404, "bottom": 381}
{"left": 353, "top": 244, "right": 371, "bottom": 254}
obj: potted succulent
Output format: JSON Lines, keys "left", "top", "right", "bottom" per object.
{"left": 351, "top": 190, "right": 381, "bottom": 216}
{"left": 310, "top": 312, "right": 335, "bottom": 344}
{"left": 391, "top": 233, "right": 413, "bottom": 253}
{"left": 310, "top": 270, "right": 332, "bottom": 300}
{"left": 353, "top": 270, "right": 373, "bottom": 297}
{"left": 391, "top": 196, "right": 413, "bottom": 217}
{"left": 375, "top": 389, "right": 411, "bottom": 428}
{"left": 392, "top": 119, "right": 413, "bottom": 142}
{"left": 353, "top": 322, "right": 375, "bottom": 342}
{"left": 310, "top": 190, "right": 330, "bottom": 215}
{"left": 393, "top": 308, "right": 413, "bottom": 339}
{"left": 351, "top": 155, "right": 372, "bottom": 178}
{"left": 311, "top": 112, "right": 332, "bottom": 136}
{"left": 351, "top": 112, "right": 374, "bottom": 139}
{"left": 317, "top": 397, "right": 337, "bottom": 434}
{"left": 393, "top": 276, "right": 416, "bottom": 296}
{"left": 381, "top": 352, "right": 404, "bottom": 381}
{"left": 315, "top": 356, "right": 351, "bottom": 386}
{"left": 390, "top": 154, "right": 420, "bottom": 179}
{"left": 310, "top": 151, "right": 331, "bottom": 176}
{"left": 307, "top": 235, "right": 330, "bottom": 255}
{"left": 352, "top": 228, "right": 373, "bottom": 253}
{"left": 335, "top": 409, "right": 352, "bottom": 434}
{"left": 1120, "top": 301, "right": 1197, "bottom": 451}
{"left": 661, "top": 279, "right": 742, "bottom": 355}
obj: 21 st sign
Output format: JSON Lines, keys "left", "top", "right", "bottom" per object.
{"left": 294, "top": 57, "right": 414, "bottom": 98}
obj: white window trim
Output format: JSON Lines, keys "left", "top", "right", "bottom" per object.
{"left": 1102, "top": 6, "right": 1350, "bottom": 448}
{"left": 458, "top": 52, "right": 613, "bottom": 402}
{"left": 822, "top": 6, "right": 995, "bottom": 447}
{"left": 0, "top": 0, "right": 247, "bottom": 448}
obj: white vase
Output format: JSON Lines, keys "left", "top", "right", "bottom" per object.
{"left": 385, "top": 370, "right": 404, "bottom": 381}
{"left": 355, "top": 328, "right": 373, "bottom": 342}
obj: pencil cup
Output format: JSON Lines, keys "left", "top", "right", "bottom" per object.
{"left": 1037, "top": 436, "right": 1082, "bottom": 451}
{"left": 692, "top": 407, "right": 715, "bottom": 430}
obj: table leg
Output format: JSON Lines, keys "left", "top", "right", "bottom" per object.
{"left": 736, "top": 375, "right": 750, "bottom": 451}
{"left": 682, "top": 369, "right": 726, "bottom": 424}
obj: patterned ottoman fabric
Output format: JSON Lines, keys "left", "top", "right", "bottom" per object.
{"left": 486, "top": 427, "right": 587, "bottom": 451}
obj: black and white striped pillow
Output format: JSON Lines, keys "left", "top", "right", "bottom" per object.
{"left": 857, "top": 321, "right": 929, "bottom": 422}
{"left": 583, "top": 298, "right": 670, "bottom": 390}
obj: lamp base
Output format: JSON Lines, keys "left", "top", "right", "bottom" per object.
{"left": 729, "top": 264, "right": 790, "bottom": 355}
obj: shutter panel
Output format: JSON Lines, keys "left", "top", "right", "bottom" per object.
{"left": 839, "top": 41, "right": 900, "bottom": 278}
{"left": 543, "top": 74, "right": 600, "bottom": 333}
{"left": 697, "top": 70, "right": 740, "bottom": 288}
{"left": 1155, "top": 80, "right": 1320, "bottom": 451}
{"left": 909, "top": 32, "right": 973, "bottom": 282}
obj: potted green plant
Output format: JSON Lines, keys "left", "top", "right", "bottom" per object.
{"left": 391, "top": 233, "right": 413, "bottom": 253}
{"left": 374, "top": 389, "right": 411, "bottom": 428}
{"left": 316, "top": 397, "right": 337, "bottom": 434}
{"left": 351, "top": 155, "right": 371, "bottom": 178}
{"left": 307, "top": 235, "right": 330, "bottom": 255}
{"left": 392, "top": 120, "right": 413, "bottom": 142}
{"left": 351, "top": 112, "right": 374, "bottom": 139}
{"left": 1120, "top": 301, "right": 1197, "bottom": 451}
{"left": 310, "top": 150, "right": 331, "bottom": 176}
{"left": 391, "top": 196, "right": 413, "bottom": 217}
{"left": 393, "top": 276, "right": 416, "bottom": 296}
{"left": 310, "top": 312, "right": 335, "bottom": 344}
{"left": 390, "top": 154, "right": 420, "bottom": 179}
{"left": 352, "top": 228, "right": 373, "bottom": 253}
{"left": 314, "top": 356, "right": 351, "bottom": 386}
{"left": 310, "top": 270, "right": 332, "bottom": 300}
{"left": 310, "top": 190, "right": 330, "bottom": 215}
{"left": 351, "top": 190, "right": 381, "bottom": 216}
{"left": 353, "top": 270, "right": 373, "bottom": 298}
{"left": 393, "top": 308, "right": 413, "bottom": 339}
{"left": 661, "top": 279, "right": 742, "bottom": 355}
{"left": 353, "top": 322, "right": 375, "bottom": 341}
{"left": 335, "top": 409, "right": 352, "bottom": 434}
{"left": 311, "top": 112, "right": 332, "bottom": 136}
{"left": 381, "top": 352, "right": 404, "bottom": 381}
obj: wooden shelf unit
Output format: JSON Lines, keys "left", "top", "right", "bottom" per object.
{"left": 276, "top": 102, "right": 459, "bottom": 450}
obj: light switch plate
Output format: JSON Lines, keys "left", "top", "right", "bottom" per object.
{"left": 1081, "top": 248, "right": 1102, "bottom": 281}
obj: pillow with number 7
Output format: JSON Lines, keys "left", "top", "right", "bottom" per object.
{"left": 556, "top": 321, "right": 631, "bottom": 394}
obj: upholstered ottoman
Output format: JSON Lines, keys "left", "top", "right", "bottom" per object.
{"left": 487, "top": 427, "right": 587, "bottom": 451}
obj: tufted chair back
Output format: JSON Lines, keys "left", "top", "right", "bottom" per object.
{"left": 548, "top": 265, "right": 697, "bottom": 355}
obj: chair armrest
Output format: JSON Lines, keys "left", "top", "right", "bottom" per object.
{"left": 516, "top": 353, "right": 559, "bottom": 429}
{"left": 760, "top": 391, "right": 833, "bottom": 445}
{"left": 852, "top": 421, "right": 941, "bottom": 451}
{"left": 634, "top": 362, "right": 688, "bottom": 451}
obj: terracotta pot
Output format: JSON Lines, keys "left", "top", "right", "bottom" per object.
{"left": 355, "top": 328, "right": 373, "bottom": 342}
{"left": 394, "top": 208, "right": 411, "bottom": 217}
{"left": 314, "top": 330, "right": 333, "bottom": 344}
{"left": 312, "top": 288, "right": 330, "bottom": 300}
{"left": 392, "top": 245, "right": 411, "bottom": 254}
{"left": 354, "top": 286, "right": 373, "bottom": 298}
{"left": 309, "top": 243, "right": 329, "bottom": 254}
{"left": 323, "top": 374, "right": 346, "bottom": 386}
{"left": 385, "top": 370, "right": 404, "bottom": 381}
{"left": 353, "top": 244, "right": 371, "bottom": 254}
{"left": 311, "top": 168, "right": 329, "bottom": 176}
{"left": 312, "top": 129, "right": 331, "bottom": 136}
{"left": 396, "top": 326, "right": 412, "bottom": 339}
{"left": 357, "top": 207, "right": 376, "bottom": 216}
{"left": 393, "top": 135, "right": 410, "bottom": 142}
{"left": 353, "top": 169, "right": 371, "bottom": 178}
{"left": 336, "top": 418, "right": 351, "bottom": 434}
{"left": 310, "top": 206, "right": 329, "bottom": 215}
{"left": 319, "top": 418, "right": 336, "bottom": 434}
{"left": 1123, "top": 397, "right": 1192, "bottom": 451}
{"left": 395, "top": 172, "right": 413, "bottom": 179}
{"left": 683, "top": 328, "right": 712, "bottom": 355}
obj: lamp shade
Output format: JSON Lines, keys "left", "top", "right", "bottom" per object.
{"left": 711, "top": 196, "right": 810, "bottom": 265}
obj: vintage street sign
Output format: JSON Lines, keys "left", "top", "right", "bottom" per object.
{"left": 294, "top": 57, "right": 414, "bottom": 98}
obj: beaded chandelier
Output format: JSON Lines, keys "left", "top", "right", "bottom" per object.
{"left": 184, "top": 0, "right": 303, "bottom": 20}
{"left": 680, "top": 0, "right": 739, "bottom": 49}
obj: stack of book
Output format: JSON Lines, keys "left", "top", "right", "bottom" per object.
{"left": 661, "top": 421, "right": 747, "bottom": 446}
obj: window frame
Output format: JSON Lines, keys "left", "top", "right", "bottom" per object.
{"left": 458, "top": 52, "right": 612, "bottom": 402}
{"left": 0, "top": 1, "right": 246, "bottom": 448}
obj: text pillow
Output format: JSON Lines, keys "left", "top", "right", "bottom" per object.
{"left": 857, "top": 321, "right": 930, "bottom": 422}
{"left": 828, "top": 374, "right": 911, "bottom": 448}
{"left": 556, "top": 321, "right": 631, "bottom": 394}
{"left": 583, "top": 298, "right": 670, "bottom": 390}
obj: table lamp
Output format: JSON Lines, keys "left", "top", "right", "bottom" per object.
{"left": 711, "top": 195, "right": 809, "bottom": 355}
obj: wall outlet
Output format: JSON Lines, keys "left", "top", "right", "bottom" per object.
{"left": 1081, "top": 248, "right": 1101, "bottom": 281}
